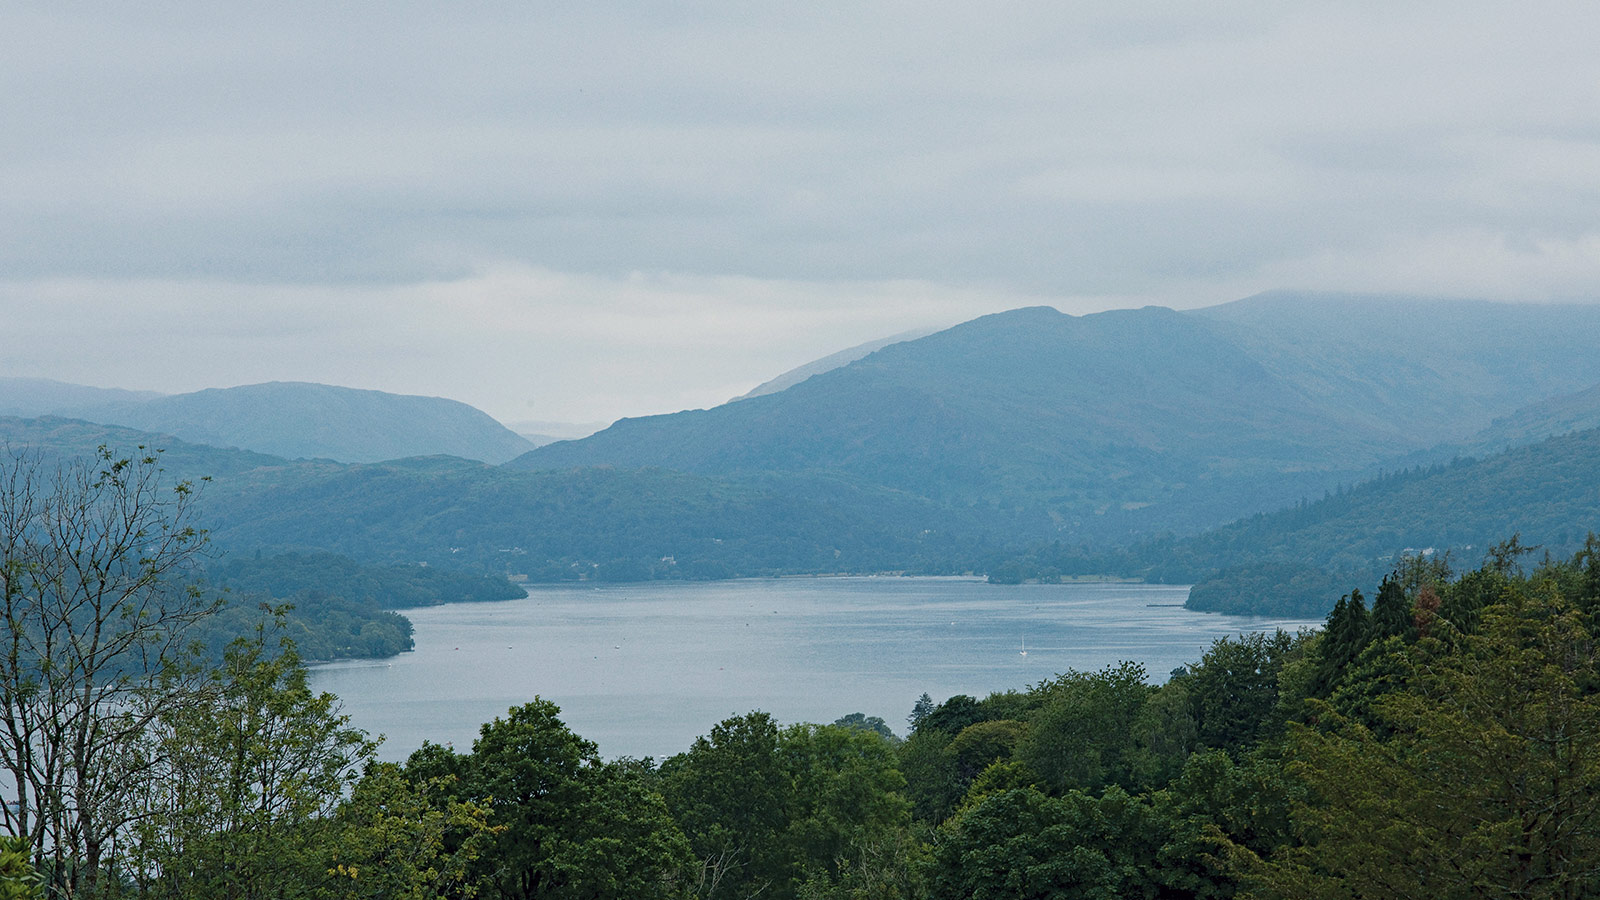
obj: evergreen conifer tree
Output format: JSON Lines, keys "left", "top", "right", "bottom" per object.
{"left": 1370, "top": 575, "right": 1415, "bottom": 642}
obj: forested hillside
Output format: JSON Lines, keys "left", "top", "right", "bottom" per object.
{"left": 994, "top": 426, "right": 1600, "bottom": 615}
{"left": 192, "top": 551, "right": 526, "bottom": 661}
{"left": 0, "top": 424, "right": 531, "bottom": 660}
{"left": 202, "top": 462, "right": 1002, "bottom": 579}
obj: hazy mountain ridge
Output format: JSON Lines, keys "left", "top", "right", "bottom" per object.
{"left": 730, "top": 329, "right": 935, "bottom": 402}
{"left": 0, "top": 377, "right": 166, "bottom": 416}
{"left": 199, "top": 462, "right": 1001, "bottom": 580}
{"left": 11, "top": 381, "right": 535, "bottom": 464}
{"left": 1192, "top": 291, "right": 1600, "bottom": 442}
{"left": 515, "top": 296, "right": 1600, "bottom": 543}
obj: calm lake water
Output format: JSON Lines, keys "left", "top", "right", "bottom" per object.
{"left": 309, "top": 578, "right": 1321, "bottom": 762}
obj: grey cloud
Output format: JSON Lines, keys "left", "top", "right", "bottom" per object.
{"left": 6, "top": 1, "right": 1598, "bottom": 295}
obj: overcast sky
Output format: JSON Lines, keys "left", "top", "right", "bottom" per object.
{"left": 4, "top": 2, "right": 1600, "bottom": 423}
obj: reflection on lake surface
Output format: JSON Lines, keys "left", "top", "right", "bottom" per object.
{"left": 310, "top": 577, "right": 1321, "bottom": 761}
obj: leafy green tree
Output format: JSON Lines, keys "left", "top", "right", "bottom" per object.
{"left": 1309, "top": 590, "right": 1368, "bottom": 696}
{"left": 1436, "top": 565, "right": 1511, "bottom": 636}
{"left": 794, "top": 827, "right": 927, "bottom": 900}
{"left": 1125, "top": 678, "right": 1200, "bottom": 789}
{"left": 830, "top": 713, "right": 898, "bottom": 744}
{"left": 1390, "top": 550, "right": 1452, "bottom": 601}
{"left": 662, "top": 715, "right": 919, "bottom": 900}
{"left": 661, "top": 713, "right": 791, "bottom": 899}
{"left": 959, "top": 760, "right": 1040, "bottom": 810}
{"left": 1319, "top": 634, "right": 1415, "bottom": 732}
{"left": 896, "top": 726, "right": 963, "bottom": 826}
{"left": 916, "top": 696, "right": 984, "bottom": 736}
{"left": 906, "top": 695, "right": 935, "bottom": 733}
{"left": 440, "top": 699, "right": 691, "bottom": 900}
{"left": 0, "top": 446, "right": 217, "bottom": 897}
{"left": 929, "top": 786, "right": 1164, "bottom": 900}
{"left": 466, "top": 701, "right": 598, "bottom": 899}
{"left": 782, "top": 724, "right": 915, "bottom": 899}
{"left": 1368, "top": 575, "right": 1414, "bottom": 642}
{"left": 320, "top": 763, "right": 499, "bottom": 900}
{"left": 129, "top": 627, "right": 377, "bottom": 899}
{"left": 1018, "top": 662, "right": 1153, "bottom": 794}
{"left": 1186, "top": 632, "right": 1300, "bottom": 755}
{"left": 1152, "top": 749, "right": 1295, "bottom": 900}
{"left": 1571, "top": 532, "right": 1600, "bottom": 613}
{"left": 943, "top": 720, "right": 1028, "bottom": 787}
{"left": 571, "top": 763, "right": 695, "bottom": 900}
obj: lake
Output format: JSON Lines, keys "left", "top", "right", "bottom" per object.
{"left": 309, "top": 577, "right": 1321, "bottom": 761}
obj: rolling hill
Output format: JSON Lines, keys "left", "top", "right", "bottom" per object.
{"left": 47, "top": 381, "right": 536, "bottom": 464}
{"left": 1197, "top": 437, "right": 1594, "bottom": 572}
{"left": 0, "top": 377, "right": 166, "bottom": 416}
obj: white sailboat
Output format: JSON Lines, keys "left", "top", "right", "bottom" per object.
{"left": 1019, "top": 637, "right": 1027, "bottom": 657}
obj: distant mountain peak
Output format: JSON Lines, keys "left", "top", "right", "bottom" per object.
{"left": 3, "top": 379, "right": 534, "bottom": 465}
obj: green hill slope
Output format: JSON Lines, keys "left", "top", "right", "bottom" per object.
{"left": 1172, "top": 428, "right": 1600, "bottom": 614}
{"left": 991, "top": 425, "right": 1600, "bottom": 615}
{"left": 0, "top": 417, "right": 527, "bottom": 660}
{"left": 1189, "top": 427, "right": 1600, "bottom": 570}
